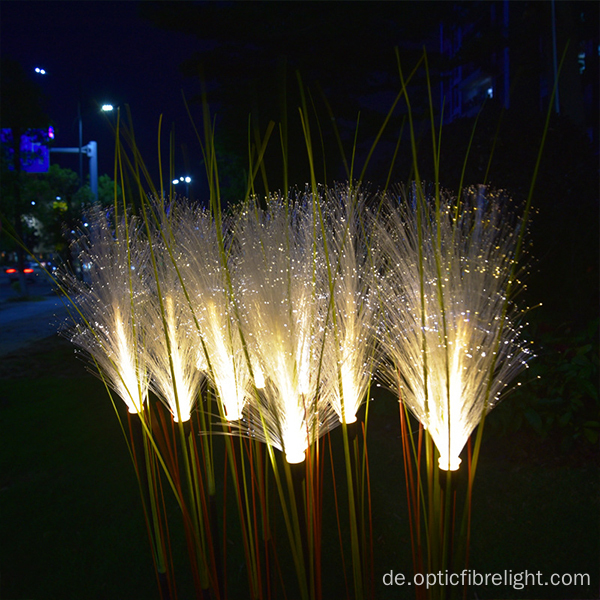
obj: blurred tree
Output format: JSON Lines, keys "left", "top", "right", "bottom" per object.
{"left": 14, "top": 165, "right": 123, "bottom": 259}
{"left": 0, "top": 57, "right": 50, "bottom": 293}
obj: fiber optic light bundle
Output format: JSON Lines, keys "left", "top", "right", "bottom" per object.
{"left": 376, "top": 186, "right": 533, "bottom": 471}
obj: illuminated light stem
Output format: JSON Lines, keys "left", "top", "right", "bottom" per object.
{"left": 115, "top": 312, "right": 145, "bottom": 415}
{"left": 165, "top": 296, "right": 191, "bottom": 423}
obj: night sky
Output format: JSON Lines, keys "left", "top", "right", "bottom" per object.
{"left": 1, "top": 1, "right": 450, "bottom": 194}
{"left": 2, "top": 1, "right": 597, "bottom": 201}
{"left": 1, "top": 1, "right": 201, "bottom": 180}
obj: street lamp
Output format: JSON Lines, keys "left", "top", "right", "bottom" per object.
{"left": 34, "top": 67, "right": 111, "bottom": 202}
{"left": 34, "top": 66, "right": 84, "bottom": 188}
{"left": 172, "top": 176, "right": 192, "bottom": 198}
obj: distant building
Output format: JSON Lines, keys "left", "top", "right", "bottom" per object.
{"left": 436, "top": 1, "right": 598, "bottom": 145}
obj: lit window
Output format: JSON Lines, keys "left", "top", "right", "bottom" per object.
{"left": 578, "top": 52, "right": 586, "bottom": 74}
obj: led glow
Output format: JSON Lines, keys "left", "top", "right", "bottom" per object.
{"left": 377, "top": 187, "right": 532, "bottom": 471}
{"left": 167, "top": 203, "right": 249, "bottom": 422}
{"left": 165, "top": 295, "right": 192, "bottom": 422}
{"left": 285, "top": 448, "right": 307, "bottom": 464}
{"left": 114, "top": 309, "right": 146, "bottom": 414}
{"left": 438, "top": 454, "right": 461, "bottom": 471}
{"left": 322, "top": 186, "right": 377, "bottom": 425}
{"left": 252, "top": 362, "right": 265, "bottom": 389}
{"left": 202, "top": 299, "right": 246, "bottom": 420}
{"left": 234, "top": 195, "right": 340, "bottom": 464}
{"left": 145, "top": 279, "right": 204, "bottom": 423}
{"left": 61, "top": 208, "right": 149, "bottom": 416}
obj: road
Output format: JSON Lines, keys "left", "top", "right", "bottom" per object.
{"left": 0, "top": 276, "right": 75, "bottom": 356}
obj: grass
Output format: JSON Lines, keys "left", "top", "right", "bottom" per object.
{"left": 0, "top": 335, "right": 597, "bottom": 599}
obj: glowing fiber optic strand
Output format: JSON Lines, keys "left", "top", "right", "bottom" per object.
{"left": 321, "top": 184, "right": 379, "bottom": 425}
{"left": 65, "top": 208, "right": 150, "bottom": 415}
{"left": 144, "top": 282, "right": 204, "bottom": 423}
{"left": 234, "top": 194, "right": 339, "bottom": 464}
{"left": 170, "top": 203, "right": 250, "bottom": 422}
{"left": 377, "top": 187, "right": 533, "bottom": 470}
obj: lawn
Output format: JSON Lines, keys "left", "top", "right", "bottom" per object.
{"left": 0, "top": 335, "right": 598, "bottom": 599}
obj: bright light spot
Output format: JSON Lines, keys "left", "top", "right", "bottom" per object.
{"left": 48, "top": 126, "right": 54, "bottom": 139}
{"left": 114, "top": 310, "right": 145, "bottom": 414}
{"left": 196, "top": 349, "right": 208, "bottom": 372}
{"left": 184, "top": 176, "right": 191, "bottom": 183}
{"left": 101, "top": 104, "right": 114, "bottom": 112}
{"left": 31, "top": 201, "right": 36, "bottom": 206}
{"left": 165, "top": 295, "right": 191, "bottom": 422}
{"left": 252, "top": 363, "right": 265, "bottom": 389}
{"left": 172, "top": 179, "right": 179, "bottom": 185}
{"left": 34, "top": 67, "right": 46, "bottom": 75}
{"left": 285, "top": 447, "right": 306, "bottom": 464}
{"left": 204, "top": 300, "right": 245, "bottom": 421}
{"left": 438, "top": 454, "right": 461, "bottom": 471}
{"left": 487, "top": 87, "right": 494, "bottom": 98}
{"left": 339, "top": 354, "right": 358, "bottom": 423}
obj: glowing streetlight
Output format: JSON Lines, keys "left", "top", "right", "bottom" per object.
{"left": 34, "top": 65, "right": 86, "bottom": 192}
{"left": 173, "top": 175, "right": 192, "bottom": 197}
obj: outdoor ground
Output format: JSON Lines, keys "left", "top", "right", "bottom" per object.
{"left": 0, "top": 317, "right": 597, "bottom": 599}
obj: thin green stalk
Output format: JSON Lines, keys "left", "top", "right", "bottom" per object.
{"left": 340, "top": 421, "right": 364, "bottom": 600}
{"left": 223, "top": 431, "right": 261, "bottom": 598}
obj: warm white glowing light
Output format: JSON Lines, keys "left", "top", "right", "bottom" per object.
{"left": 322, "top": 186, "right": 377, "bottom": 426}
{"left": 166, "top": 203, "right": 249, "bottom": 423}
{"left": 62, "top": 208, "right": 149, "bottom": 417}
{"left": 252, "top": 362, "right": 265, "bottom": 389}
{"left": 145, "top": 282, "right": 204, "bottom": 423}
{"left": 438, "top": 454, "right": 461, "bottom": 471}
{"left": 285, "top": 447, "right": 307, "bottom": 464}
{"left": 234, "top": 195, "right": 341, "bottom": 464}
{"left": 114, "top": 309, "right": 145, "bottom": 414}
{"left": 164, "top": 295, "right": 192, "bottom": 422}
{"left": 202, "top": 299, "right": 246, "bottom": 421}
{"left": 377, "top": 187, "right": 532, "bottom": 471}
